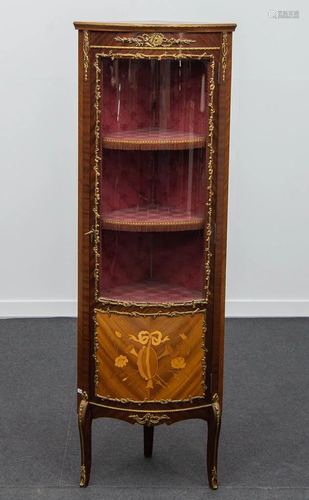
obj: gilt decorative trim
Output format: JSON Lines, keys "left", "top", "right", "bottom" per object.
{"left": 80, "top": 465, "right": 87, "bottom": 487}
{"left": 78, "top": 391, "right": 89, "bottom": 425}
{"left": 78, "top": 392, "right": 89, "bottom": 487}
{"left": 90, "top": 401, "right": 212, "bottom": 413}
{"left": 93, "top": 395, "right": 199, "bottom": 405}
{"left": 201, "top": 320, "right": 208, "bottom": 390}
{"left": 94, "top": 307, "right": 206, "bottom": 318}
{"left": 129, "top": 413, "right": 170, "bottom": 426}
{"left": 204, "top": 56, "right": 215, "bottom": 301}
{"left": 211, "top": 466, "right": 218, "bottom": 489}
{"left": 98, "top": 297, "right": 207, "bottom": 308}
{"left": 83, "top": 31, "right": 90, "bottom": 81}
{"left": 93, "top": 51, "right": 215, "bottom": 303}
{"left": 114, "top": 33, "right": 196, "bottom": 47}
{"left": 221, "top": 32, "right": 228, "bottom": 82}
{"left": 96, "top": 50, "right": 211, "bottom": 61}
{"left": 93, "top": 56, "right": 102, "bottom": 301}
{"left": 93, "top": 316, "right": 99, "bottom": 388}
{"left": 212, "top": 393, "right": 220, "bottom": 426}
{"left": 91, "top": 45, "right": 220, "bottom": 51}
{"left": 211, "top": 393, "right": 221, "bottom": 489}
{"left": 95, "top": 394, "right": 204, "bottom": 405}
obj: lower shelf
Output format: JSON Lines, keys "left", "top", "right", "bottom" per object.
{"left": 101, "top": 205, "right": 204, "bottom": 232}
{"left": 99, "top": 279, "right": 203, "bottom": 303}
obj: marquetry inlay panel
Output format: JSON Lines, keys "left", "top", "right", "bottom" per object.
{"left": 95, "top": 310, "right": 206, "bottom": 403}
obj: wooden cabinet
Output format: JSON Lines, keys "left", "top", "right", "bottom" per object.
{"left": 74, "top": 21, "right": 236, "bottom": 490}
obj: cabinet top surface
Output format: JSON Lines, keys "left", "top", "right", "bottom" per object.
{"left": 73, "top": 21, "right": 237, "bottom": 32}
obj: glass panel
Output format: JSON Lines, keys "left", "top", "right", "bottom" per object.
{"left": 99, "top": 57, "right": 209, "bottom": 303}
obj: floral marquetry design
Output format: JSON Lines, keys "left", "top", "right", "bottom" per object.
{"left": 171, "top": 357, "right": 186, "bottom": 369}
{"left": 95, "top": 310, "right": 206, "bottom": 403}
{"left": 115, "top": 355, "right": 129, "bottom": 368}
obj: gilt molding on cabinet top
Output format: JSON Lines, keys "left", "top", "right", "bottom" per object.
{"left": 114, "top": 33, "right": 196, "bottom": 47}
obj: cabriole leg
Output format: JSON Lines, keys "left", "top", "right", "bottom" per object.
{"left": 207, "top": 394, "right": 221, "bottom": 490}
{"left": 143, "top": 425, "right": 154, "bottom": 457}
{"left": 78, "top": 393, "right": 92, "bottom": 487}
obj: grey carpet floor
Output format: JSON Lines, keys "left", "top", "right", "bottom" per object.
{"left": 0, "top": 317, "right": 308, "bottom": 500}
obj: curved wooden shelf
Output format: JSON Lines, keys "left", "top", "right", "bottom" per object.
{"left": 102, "top": 128, "right": 206, "bottom": 150}
{"left": 99, "top": 279, "right": 203, "bottom": 304}
{"left": 101, "top": 205, "right": 204, "bottom": 232}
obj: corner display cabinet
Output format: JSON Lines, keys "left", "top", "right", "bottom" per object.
{"left": 74, "top": 21, "right": 236, "bottom": 490}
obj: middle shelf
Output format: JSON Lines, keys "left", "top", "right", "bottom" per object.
{"left": 102, "top": 128, "right": 206, "bottom": 151}
{"left": 101, "top": 205, "right": 204, "bottom": 232}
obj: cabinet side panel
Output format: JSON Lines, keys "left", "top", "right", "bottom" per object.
{"left": 212, "top": 33, "right": 234, "bottom": 408}
{"left": 77, "top": 30, "right": 92, "bottom": 405}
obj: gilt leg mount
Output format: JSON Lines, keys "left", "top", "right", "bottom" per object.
{"left": 207, "top": 394, "right": 221, "bottom": 490}
{"left": 78, "top": 394, "right": 92, "bottom": 487}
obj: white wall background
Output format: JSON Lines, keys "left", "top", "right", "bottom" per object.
{"left": 0, "top": 0, "right": 308, "bottom": 318}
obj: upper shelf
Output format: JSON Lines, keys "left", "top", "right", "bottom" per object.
{"left": 102, "top": 128, "right": 206, "bottom": 151}
{"left": 101, "top": 205, "right": 204, "bottom": 232}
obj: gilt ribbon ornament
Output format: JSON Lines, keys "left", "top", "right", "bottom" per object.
{"left": 129, "top": 330, "right": 170, "bottom": 346}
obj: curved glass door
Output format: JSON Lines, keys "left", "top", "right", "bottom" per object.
{"left": 98, "top": 57, "right": 210, "bottom": 303}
